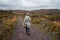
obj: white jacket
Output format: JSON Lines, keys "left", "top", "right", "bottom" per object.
{"left": 23, "top": 16, "right": 31, "bottom": 28}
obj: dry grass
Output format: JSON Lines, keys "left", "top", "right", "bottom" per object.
{"left": 0, "top": 12, "right": 18, "bottom": 40}
{"left": 20, "top": 12, "right": 60, "bottom": 40}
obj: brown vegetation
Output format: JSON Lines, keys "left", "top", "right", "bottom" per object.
{"left": 0, "top": 11, "right": 18, "bottom": 40}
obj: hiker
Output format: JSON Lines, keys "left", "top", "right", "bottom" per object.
{"left": 23, "top": 13, "right": 31, "bottom": 35}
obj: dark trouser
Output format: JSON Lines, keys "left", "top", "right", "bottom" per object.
{"left": 26, "top": 27, "right": 30, "bottom": 33}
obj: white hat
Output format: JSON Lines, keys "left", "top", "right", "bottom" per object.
{"left": 26, "top": 13, "right": 29, "bottom": 16}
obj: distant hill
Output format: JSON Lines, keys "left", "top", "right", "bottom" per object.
{"left": 13, "top": 9, "right": 60, "bottom": 15}
{"left": 0, "top": 9, "right": 60, "bottom": 15}
{"left": 30, "top": 9, "right": 60, "bottom": 15}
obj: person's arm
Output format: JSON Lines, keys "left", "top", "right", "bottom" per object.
{"left": 23, "top": 18, "right": 25, "bottom": 26}
{"left": 29, "top": 17, "right": 31, "bottom": 25}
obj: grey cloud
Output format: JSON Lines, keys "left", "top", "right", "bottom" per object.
{"left": 0, "top": 0, "right": 60, "bottom": 10}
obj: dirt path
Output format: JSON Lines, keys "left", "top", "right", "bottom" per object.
{"left": 12, "top": 16, "right": 51, "bottom": 40}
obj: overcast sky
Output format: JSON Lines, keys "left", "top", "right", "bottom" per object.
{"left": 0, "top": 0, "right": 60, "bottom": 10}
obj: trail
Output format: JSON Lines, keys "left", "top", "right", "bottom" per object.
{"left": 12, "top": 16, "right": 51, "bottom": 40}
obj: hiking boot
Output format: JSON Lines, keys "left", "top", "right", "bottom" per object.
{"left": 27, "top": 32, "right": 30, "bottom": 36}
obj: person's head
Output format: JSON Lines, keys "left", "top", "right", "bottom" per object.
{"left": 26, "top": 13, "right": 30, "bottom": 16}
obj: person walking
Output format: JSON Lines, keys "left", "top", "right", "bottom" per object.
{"left": 23, "top": 13, "right": 31, "bottom": 36}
